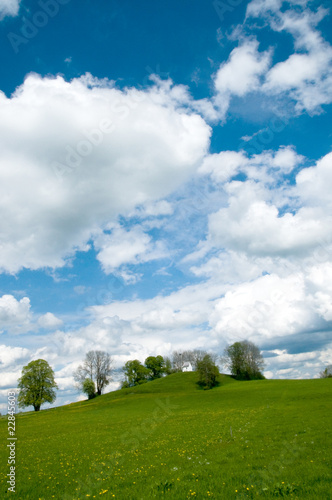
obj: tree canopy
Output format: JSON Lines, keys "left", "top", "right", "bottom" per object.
{"left": 145, "top": 355, "right": 165, "bottom": 379}
{"left": 122, "top": 359, "right": 151, "bottom": 388}
{"left": 222, "top": 340, "right": 265, "bottom": 380}
{"left": 18, "top": 359, "right": 58, "bottom": 411}
{"left": 197, "top": 354, "right": 220, "bottom": 389}
{"left": 82, "top": 378, "right": 96, "bottom": 399}
{"left": 74, "top": 350, "right": 113, "bottom": 396}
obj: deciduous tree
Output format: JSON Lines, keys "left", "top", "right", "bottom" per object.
{"left": 171, "top": 349, "right": 215, "bottom": 372}
{"left": 145, "top": 355, "right": 165, "bottom": 379}
{"left": 18, "top": 359, "right": 58, "bottom": 412}
{"left": 197, "top": 354, "right": 220, "bottom": 389}
{"left": 163, "top": 356, "right": 173, "bottom": 375}
{"left": 74, "top": 350, "right": 113, "bottom": 396}
{"left": 82, "top": 378, "right": 96, "bottom": 400}
{"left": 222, "top": 341, "right": 265, "bottom": 380}
{"left": 171, "top": 351, "right": 184, "bottom": 372}
{"left": 122, "top": 360, "right": 150, "bottom": 387}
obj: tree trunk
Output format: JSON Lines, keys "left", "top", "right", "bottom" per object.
{"left": 34, "top": 405, "right": 41, "bottom": 411}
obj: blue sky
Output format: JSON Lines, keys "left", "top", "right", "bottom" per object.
{"left": 0, "top": 0, "right": 332, "bottom": 411}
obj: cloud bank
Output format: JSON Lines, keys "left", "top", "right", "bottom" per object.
{"left": 0, "top": 73, "right": 210, "bottom": 274}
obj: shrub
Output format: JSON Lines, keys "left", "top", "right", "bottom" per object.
{"left": 82, "top": 378, "right": 96, "bottom": 400}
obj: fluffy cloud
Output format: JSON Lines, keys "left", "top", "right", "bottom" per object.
{"left": 0, "top": 73, "right": 210, "bottom": 274}
{"left": 0, "top": 295, "right": 31, "bottom": 333}
{"left": 307, "top": 263, "right": 332, "bottom": 322}
{"left": 247, "top": 0, "right": 332, "bottom": 113}
{"left": 0, "top": 0, "right": 20, "bottom": 19}
{"left": 0, "top": 345, "right": 30, "bottom": 368}
{"left": 215, "top": 41, "right": 271, "bottom": 96}
{"left": 90, "top": 280, "right": 226, "bottom": 353}
{"left": 199, "top": 151, "right": 247, "bottom": 183}
{"left": 201, "top": 150, "right": 332, "bottom": 261}
{"left": 264, "top": 48, "right": 332, "bottom": 113}
{"left": 266, "top": 53, "right": 325, "bottom": 89}
{"left": 185, "top": 146, "right": 332, "bottom": 377}
{"left": 296, "top": 152, "right": 332, "bottom": 209}
{"left": 37, "top": 312, "right": 63, "bottom": 330}
{"left": 0, "top": 370, "right": 21, "bottom": 388}
{"left": 214, "top": 40, "right": 271, "bottom": 118}
{"left": 199, "top": 146, "right": 303, "bottom": 184}
{"left": 208, "top": 182, "right": 330, "bottom": 258}
{"left": 95, "top": 224, "right": 168, "bottom": 281}
{"left": 245, "top": 0, "right": 304, "bottom": 18}
{"left": 209, "top": 273, "right": 316, "bottom": 343}
{"left": 263, "top": 346, "right": 332, "bottom": 380}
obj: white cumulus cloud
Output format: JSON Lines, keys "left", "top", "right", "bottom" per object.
{"left": 0, "top": 73, "right": 210, "bottom": 274}
{"left": 0, "top": 345, "right": 30, "bottom": 368}
{"left": 37, "top": 312, "right": 63, "bottom": 330}
{"left": 0, "top": 0, "right": 20, "bottom": 19}
{"left": 95, "top": 224, "right": 168, "bottom": 282}
{"left": 247, "top": 0, "right": 332, "bottom": 113}
{"left": 214, "top": 40, "right": 271, "bottom": 119}
{"left": 0, "top": 295, "right": 31, "bottom": 333}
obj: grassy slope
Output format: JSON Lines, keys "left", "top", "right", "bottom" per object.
{"left": 0, "top": 373, "right": 331, "bottom": 499}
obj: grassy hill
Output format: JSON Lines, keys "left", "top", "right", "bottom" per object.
{"left": 0, "top": 373, "right": 331, "bottom": 499}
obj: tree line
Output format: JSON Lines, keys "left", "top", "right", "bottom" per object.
{"left": 15, "top": 340, "right": 269, "bottom": 411}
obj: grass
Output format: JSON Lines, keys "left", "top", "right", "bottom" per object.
{"left": 0, "top": 373, "right": 331, "bottom": 499}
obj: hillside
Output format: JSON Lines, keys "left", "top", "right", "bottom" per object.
{"left": 0, "top": 373, "right": 331, "bottom": 499}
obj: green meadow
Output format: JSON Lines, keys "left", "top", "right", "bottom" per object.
{"left": 0, "top": 373, "right": 331, "bottom": 499}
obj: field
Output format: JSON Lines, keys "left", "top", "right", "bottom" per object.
{"left": 0, "top": 373, "right": 331, "bottom": 499}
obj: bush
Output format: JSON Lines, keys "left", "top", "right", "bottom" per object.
{"left": 82, "top": 378, "right": 96, "bottom": 400}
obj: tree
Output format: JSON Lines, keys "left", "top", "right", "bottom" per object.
{"left": 189, "top": 350, "right": 218, "bottom": 370}
{"left": 82, "top": 378, "right": 96, "bottom": 400}
{"left": 222, "top": 340, "right": 265, "bottom": 380}
{"left": 197, "top": 354, "right": 220, "bottom": 389}
{"left": 223, "top": 342, "right": 247, "bottom": 379}
{"left": 94, "top": 351, "right": 113, "bottom": 395}
{"left": 163, "top": 356, "right": 173, "bottom": 375}
{"left": 145, "top": 355, "right": 165, "bottom": 379}
{"left": 122, "top": 360, "right": 151, "bottom": 387}
{"left": 319, "top": 365, "right": 332, "bottom": 378}
{"left": 171, "top": 349, "right": 215, "bottom": 372}
{"left": 74, "top": 351, "right": 113, "bottom": 396}
{"left": 18, "top": 359, "right": 58, "bottom": 412}
{"left": 171, "top": 351, "right": 185, "bottom": 372}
